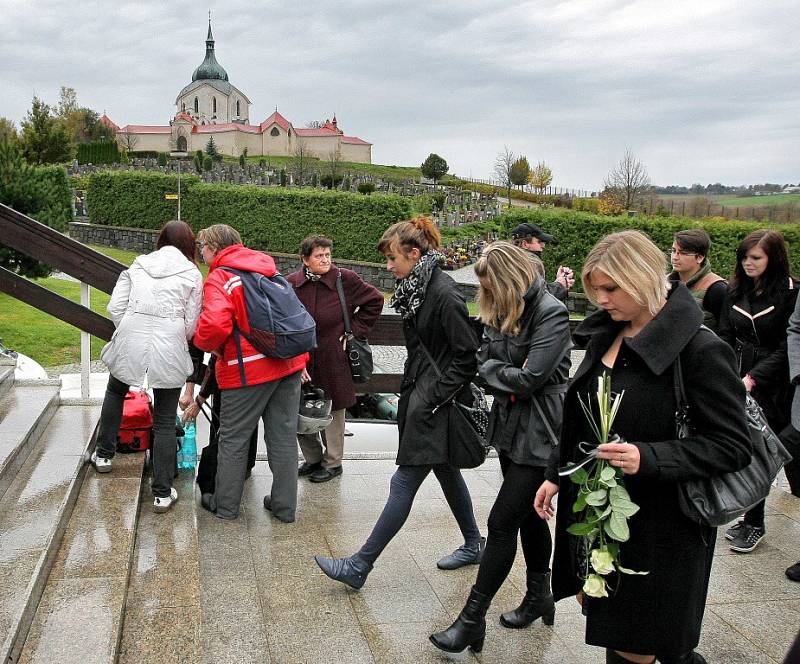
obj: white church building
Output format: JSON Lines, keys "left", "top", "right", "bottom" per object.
{"left": 105, "top": 21, "right": 372, "bottom": 163}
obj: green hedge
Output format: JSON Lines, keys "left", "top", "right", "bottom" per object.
{"left": 87, "top": 172, "right": 414, "bottom": 262}
{"left": 183, "top": 185, "right": 413, "bottom": 262}
{"left": 496, "top": 208, "right": 800, "bottom": 290}
{"left": 76, "top": 141, "right": 120, "bottom": 165}
{"left": 87, "top": 171, "right": 199, "bottom": 229}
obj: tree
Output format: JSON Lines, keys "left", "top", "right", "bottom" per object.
{"left": 305, "top": 120, "right": 324, "bottom": 128}
{"left": 0, "top": 118, "right": 17, "bottom": 145}
{"left": 509, "top": 156, "right": 531, "bottom": 187}
{"left": 493, "top": 146, "right": 516, "bottom": 208}
{"left": 291, "top": 140, "right": 312, "bottom": 185}
{"left": 205, "top": 136, "right": 219, "bottom": 158}
{"left": 19, "top": 96, "right": 73, "bottom": 164}
{"left": 56, "top": 86, "right": 78, "bottom": 118}
{"left": 325, "top": 148, "right": 342, "bottom": 189}
{"left": 420, "top": 153, "right": 448, "bottom": 183}
{"left": 603, "top": 149, "right": 651, "bottom": 211}
{"left": 529, "top": 161, "right": 553, "bottom": 193}
{"left": 118, "top": 131, "right": 138, "bottom": 153}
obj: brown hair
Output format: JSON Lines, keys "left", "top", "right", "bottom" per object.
{"left": 156, "top": 220, "right": 196, "bottom": 263}
{"left": 377, "top": 215, "right": 441, "bottom": 256}
{"left": 730, "top": 229, "right": 791, "bottom": 300}
{"left": 674, "top": 228, "right": 711, "bottom": 265}
{"left": 299, "top": 235, "right": 333, "bottom": 258}
{"left": 196, "top": 224, "right": 242, "bottom": 252}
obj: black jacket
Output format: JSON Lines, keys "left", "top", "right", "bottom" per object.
{"left": 395, "top": 266, "right": 479, "bottom": 466}
{"left": 477, "top": 277, "right": 572, "bottom": 466}
{"left": 548, "top": 282, "right": 751, "bottom": 658}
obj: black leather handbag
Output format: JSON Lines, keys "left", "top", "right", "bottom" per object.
{"left": 335, "top": 272, "right": 374, "bottom": 384}
{"left": 673, "top": 354, "right": 793, "bottom": 527}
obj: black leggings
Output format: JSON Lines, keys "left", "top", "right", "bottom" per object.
{"left": 474, "top": 455, "right": 552, "bottom": 598}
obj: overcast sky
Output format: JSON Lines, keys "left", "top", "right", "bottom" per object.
{"left": 2, "top": 0, "right": 798, "bottom": 189}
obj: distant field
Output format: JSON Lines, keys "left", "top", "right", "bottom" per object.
{"left": 657, "top": 193, "right": 800, "bottom": 208}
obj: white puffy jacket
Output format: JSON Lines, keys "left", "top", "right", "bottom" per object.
{"left": 100, "top": 245, "right": 203, "bottom": 388}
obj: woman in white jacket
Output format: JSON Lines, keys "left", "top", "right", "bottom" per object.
{"left": 91, "top": 220, "right": 203, "bottom": 513}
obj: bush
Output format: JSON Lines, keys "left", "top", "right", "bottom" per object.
{"left": 157, "top": 152, "right": 167, "bottom": 167}
{"left": 320, "top": 174, "right": 344, "bottom": 189}
{"left": 76, "top": 141, "right": 121, "bottom": 165}
{"left": 182, "top": 185, "right": 414, "bottom": 262}
{"left": 203, "top": 156, "right": 212, "bottom": 172}
{"left": 87, "top": 171, "right": 199, "bottom": 229}
{"left": 573, "top": 197, "right": 601, "bottom": 214}
{"left": 357, "top": 182, "right": 376, "bottom": 195}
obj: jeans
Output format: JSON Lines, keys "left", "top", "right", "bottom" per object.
{"left": 356, "top": 464, "right": 481, "bottom": 566}
{"left": 95, "top": 374, "right": 180, "bottom": 499}
{"left": 474, "top": 455, "right": 551, "bottom": 598}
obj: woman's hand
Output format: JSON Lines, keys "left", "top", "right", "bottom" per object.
{"left": 179, "top": 383, "right": 195, "bottom": 410}
{"left": 301, "top": 368, "right": 311, "bottom": 383}
{"left": 534, "top": 480, "right": 559, "bottom": 520}
{"left": 181, "top": 401, "right": 200, "bottom": 424}
{"left": 596, "top": 440, "right": 641, "bottom": 475}
{"left": 742, "top": 375, "right": 756, "bottom": 393}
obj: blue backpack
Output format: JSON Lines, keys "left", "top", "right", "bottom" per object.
{"left": 219, "top": 266, "right": 316, "bottom": 379}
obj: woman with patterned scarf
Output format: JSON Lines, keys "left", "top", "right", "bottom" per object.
{"left": 315, "top": 216, "right": 485, "bottom": 589}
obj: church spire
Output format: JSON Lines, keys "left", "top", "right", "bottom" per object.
{"left": 192, "top": 14, "right": 228, "bottom": 82}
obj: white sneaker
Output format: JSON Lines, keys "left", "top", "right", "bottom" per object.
{"left": 153, "top": 488, "right": 178, "bottom": 513}
{"left": 90, "top": 451, "right": 112, "bottom": 473}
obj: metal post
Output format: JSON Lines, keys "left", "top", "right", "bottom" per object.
{"left": 177, "top": 159, "right": 181, "bottom": 222}
{"left": 80, "top": 281, "right": 91, "bottom": 399}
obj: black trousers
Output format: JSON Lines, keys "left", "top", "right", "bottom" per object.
{"left": 474, "top": 455, "right": 552, "bottom": 598}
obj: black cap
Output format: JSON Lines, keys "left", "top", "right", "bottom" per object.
{"left": 510, "top": 223, "right": 557, "bottom": 245}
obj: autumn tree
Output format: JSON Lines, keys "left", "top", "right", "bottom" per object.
{"left": 509, "top": 156, "right": 531, "bottom": 188}
{"left": 603, "top": 149, "right": 651, "bottom": 210}
{"left": 291, "top": 140, "right": 312, "bottom": 185}
{"left": 420, "top": 153, "right": 448, "bottom": 183}
{"left": 324, "top": 147, "right": 343, "bottom": 188}
{"left": 20, "top": 96, "right": 72, "bottom": 164}
{"left": 493, "top": 146, "right": 516, "bottom": 207}
{"left": 529, "top": 161, "right": 553, "bottom": 193}
{"left": 0, "top": 118, "right": 17, "bottom": 145}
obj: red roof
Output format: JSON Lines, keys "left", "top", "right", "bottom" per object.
{"left": 99, "top": 114, "right": 119, "bottom": 131}
{"left": 294, "top": 127, "right": 339, "bottom": 137}
{"left": 173, "top": 112, "right": 196, "bottom": 124}
{"left": 119, "top": 125, "right": 172, "bottom": 134}
{"left": 342, "top": 135, "right": 371, "bottom": 145}
{"left": 193, "top": 123, "right": 261, "bottom": 134}
{"left": 259, "top": 110, "right": 291, "bottom": 132}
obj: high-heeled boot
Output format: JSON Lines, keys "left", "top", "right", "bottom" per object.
{"left": 314, "top": 554, "right": 372, "bottom": 590}
{"left": 500, "top": 570, "right": 555, "bottom": 628}
{"left": 429, "top": 586, "right": 492, "bottom": 653}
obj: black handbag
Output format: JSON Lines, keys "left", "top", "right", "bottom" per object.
{"left": 673, "top": 353, "right": 793, "bottom": 527}
{"left": 335, "top": 272, "right": 374, "bottom": 383}
{"left": 416, "top": 337, "right": 490, "bottom": 469}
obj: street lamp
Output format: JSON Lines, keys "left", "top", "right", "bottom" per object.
{"left": 170, "top": 151, "right": 188, "bottom": 221}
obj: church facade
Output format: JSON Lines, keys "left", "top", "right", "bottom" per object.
{"left": 107, "top": 22, "right": 371, "bottom": 163}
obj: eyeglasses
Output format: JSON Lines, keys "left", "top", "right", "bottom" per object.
{"left": 669, "top": 248, "right": 697, "bottom": 257}
{"left": 196, "top": 242, "right": 206, "bottom": 250}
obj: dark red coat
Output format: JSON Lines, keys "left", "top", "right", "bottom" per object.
{"left": 287, "top": 266, "right": 383, "bottom": 410}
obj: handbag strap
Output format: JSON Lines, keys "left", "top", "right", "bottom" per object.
{"left": 334, "top": 271, "right": 353, "bottom": 336}
{"left": 533, "top": 396, "right": 559, "bottom": 447}
{"left": 415, "top": 330, "right": 443, "bottom": 379}
{"left": 672, "top": 351, "right": 691, "bottom": 439}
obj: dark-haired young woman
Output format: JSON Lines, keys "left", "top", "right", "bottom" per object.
{"left": 718, "top": 229, "right": 799, "bottom": 553}
{"left": 91, "top": 220, "right": 203, "bottom": 514}
{"left": 314, "top": 216, "right": 484, "bottom": 589}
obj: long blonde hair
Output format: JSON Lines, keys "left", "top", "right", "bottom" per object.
{"left": 474, "top": 241, "right": 543, "bottom": 336}
{"left": 582, "top": 230, "right": 669, "bottom": 316}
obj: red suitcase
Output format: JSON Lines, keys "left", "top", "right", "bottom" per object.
{"left": 117, "top": 390, "right": 153, "bottom": 452}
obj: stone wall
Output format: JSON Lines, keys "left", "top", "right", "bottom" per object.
{"left": 70, "top": 221, "right": 159, "bottom": 254}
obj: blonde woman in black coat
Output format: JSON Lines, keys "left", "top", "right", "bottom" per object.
{"left": 535, "top": 230, "right": 751, "bottom": 664}
{"left": 430, "top": 241, "right": 571, "bottom": 654}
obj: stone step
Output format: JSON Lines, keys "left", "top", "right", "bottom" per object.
{"left": 0, "top": 384, "right": 61, "bottom": 502}
{"left": 0, "top": 362, "right": 14, "bottom": 401}
{"left": 17, "top": 451, "right": 145, "bottom": 664}
{"left": 0, "top": 404, "right": 101, "bottom": 664}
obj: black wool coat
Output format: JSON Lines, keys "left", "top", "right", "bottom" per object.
{"left": 287, "top": 266, "right": 383, "bottom": 410}
{"left": 547, "top": 282, "right": 751, "bottom": 659}
{"left": 395, "top": 266, "right": 479, "bottom": 466}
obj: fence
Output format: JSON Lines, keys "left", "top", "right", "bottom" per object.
{"left": 457, "top": 176, "right": 594, "bottom": 199}
{"left": 644, "top": 198, "right": 800, "bottom": 224}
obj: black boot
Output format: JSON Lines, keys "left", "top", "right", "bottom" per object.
{"left": 500, "top": 570, "right": 555, "bottom": 628}
{"left": 607, "top": 651, "right": 655, "bottom": 663}
{"left": 658, "top": 652, "right": 707, "bottom": 664}
{"left": 314, "top": 554, "right": 372, "bottom": 590}
{"left": 429, "top": 586, "right": 492, "bottom": 653}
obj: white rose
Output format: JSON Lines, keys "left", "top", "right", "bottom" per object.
{"left": 590, "top": 548, "right": 615, "bottom": 576}
{"left": 583, "top": 574, "right": 609, "bottom": 599}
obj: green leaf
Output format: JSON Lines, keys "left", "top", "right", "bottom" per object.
{"left": 568, "top": 466, "right": 589, "bottom": 485}
{"left": 599, "top": 477, "right": 617, "bottom": 488}
{"left": 567, "top": 522, "right": 598, "bottom": 537}
{"left": 585, "top": 489, "right": 608, "bottom": 507}
{"left": 611, "top": 499, "right": 640, "bottom": 518}
{"left": 609, "top": 485, "right": 631, "bottom": 504}
{"left": 603, "top": 512, "right": 630, "bottom": 542}
{"left": 573, "top": 492, "right": 587, "bottom": 513}
{"left": 617, "top": 565, "right": 649, "bottom": 575}
{"left": 600, "top": 466, "right": 616, "bottom": 482}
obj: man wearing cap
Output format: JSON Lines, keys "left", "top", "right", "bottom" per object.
{"left": 510, "top": 222, "right": 575, "bottom": 301}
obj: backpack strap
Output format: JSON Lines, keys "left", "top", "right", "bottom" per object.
{"left": 217, "top": 265, "right": 249, "bottom": 386}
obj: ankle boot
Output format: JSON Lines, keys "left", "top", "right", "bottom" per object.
{"left": 429, "top": 586, "right": 492, "bottom": 653}
{"left": 500, "top": 569, "right": 555, "bottom": 628}
{"left": 314, "top": 554, "right": 372, "bottom": 590}
{"left": 607, "top": 651, "right": 655, "bottom": 663}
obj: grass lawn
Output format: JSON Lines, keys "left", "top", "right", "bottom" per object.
{"left": 228, "top": 155, "right": 423, "bottom": 183}
{"left": 656, "top": 193, "right": 800, "bottom": 208}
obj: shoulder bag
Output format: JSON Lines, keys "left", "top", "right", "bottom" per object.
{"left": 335, "top": 272, "right": 374, "bottom": 384}
{"left": 416, "top": 337, "right": 490, "bottom": 469}
{"left": 673, "top": 353, "right": 793, "bottom": 527}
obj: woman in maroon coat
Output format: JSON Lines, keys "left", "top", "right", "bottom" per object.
{"left": 287, "top": 235, "right": 384, "bottom": 482}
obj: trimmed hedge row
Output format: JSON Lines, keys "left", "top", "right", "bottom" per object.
{"left": 86, "top": 172, "right": 414, "bottom": 262}
{"left": 495, "top": 208, "right": 800, "bottom": 291}
{"left": 76, "top": 141, "right": 121, "bottom": 165}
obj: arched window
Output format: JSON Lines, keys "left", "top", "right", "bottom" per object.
{"left": 181, "top": 102, "right": 186, "bottom": 112}
{"left": 270, "top": 127, "right": 280, "bottom": 137}
{"left": 212, "top": 97, "right": 217, "bottom": 114}
{"left": 193, "top": 97, "right": 198, "bottom": 113}
{"left": 177, "top": 135, "right": 187, "bottom": 151}
{"left": 236, "top": 100, "right": 241, "bottom": 117}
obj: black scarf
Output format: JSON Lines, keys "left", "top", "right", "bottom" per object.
{"left": 303, "top": 265, "right": 322, "bottom": 282}
{"left": 389, "top": 251, "right": 444, "bottom": 320}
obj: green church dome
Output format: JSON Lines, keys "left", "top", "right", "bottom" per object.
{"left": 192, "top": 22, "right": 228, "bottom": 82}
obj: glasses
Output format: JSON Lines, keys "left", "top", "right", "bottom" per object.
{"left": 196, "top": 242, "right": 206, "bottom": 250}
{"left": 669, "top": 248, "right": 697, "bottom": 257}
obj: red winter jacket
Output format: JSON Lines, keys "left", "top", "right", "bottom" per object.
{"left": 193, "top": 244, "right": 308, "bottom": 389}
